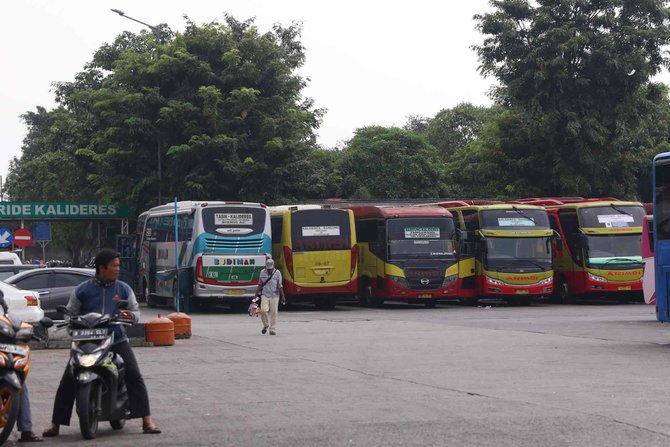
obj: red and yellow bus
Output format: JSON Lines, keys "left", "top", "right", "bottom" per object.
{"left": 432, "top": 201, "right": 555, "bottom": 305}
{"left": 519, "top": 198, "right": 645, "bottom": 303}
{"left": 270, "top": 205, "right": 358, "bottom": 309}
{"left": 346, "top": 206, "right": 459, "bottom": 307}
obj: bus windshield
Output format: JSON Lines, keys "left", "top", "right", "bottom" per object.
{"left": 387, "top": 218, "right": 455, "bottom": 260}
{"left": 201, "top": 207, "right": 267, "bottom": 237}
{"left": 480, "top": 209, "right": 550, "bottom": 229}
{"left": 584, "top": 234, "right": 642, "bottom": 267}
{"left": 484, "top": 237, "right": 552, "bottom": 271}
{"left": 290, "top": 209, "right": 352, "bottom": 252}
{"left": 579, "top": 205, "right": 645, "bottom": 228}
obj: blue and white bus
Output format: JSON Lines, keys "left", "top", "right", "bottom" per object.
{"left": 135, "top": 201, "right": 272, "bottom": 311}
{"left": 653, "top": 153, "right": 670, "bottom": 321}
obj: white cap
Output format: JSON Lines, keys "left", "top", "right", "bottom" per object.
{"left": 265, "top": 259, "right": 275, "bottom": 269}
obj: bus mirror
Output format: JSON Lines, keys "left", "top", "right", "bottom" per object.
{"left": 457, "top": 229, "right": 469, "bottom": 242}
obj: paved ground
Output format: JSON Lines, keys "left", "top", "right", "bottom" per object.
{"left": 9, "top": 300, "right": 670, "bottom": 446}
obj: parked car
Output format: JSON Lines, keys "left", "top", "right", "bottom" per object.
{"left": 0, "top": 253, "right": 22, "bottom": 266}
{"left": 0, "top": 265, "right": 40, "bottom": 282}
{"left": 0, "top": 281, "right": 44, "bottom": 323}
{"left": 4, "top": 268, "right": 95, "bottom": 319}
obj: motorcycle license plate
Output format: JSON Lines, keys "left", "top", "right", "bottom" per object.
{"left": 72, "top": 329, "right": 107, "bottom": 340}
{"left": 0, "top": 344, "right": 26, "bottom": 356}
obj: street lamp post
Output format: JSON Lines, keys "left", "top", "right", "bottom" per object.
{"left": 111, "top": 9, "right": 164, "bottom": 205}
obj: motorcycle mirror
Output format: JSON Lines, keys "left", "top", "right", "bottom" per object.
{"left": 39, "top": 317, "right": 54, "bottom": 328}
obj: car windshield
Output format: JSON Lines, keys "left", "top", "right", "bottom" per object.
{"left": 584, "top": 234, "right": 642, "bottom": 266}
{"left": 484, "top": 237, "right": 552, "bottom": 271}
{"left": 387, "top": 217, "right": 455, "bottom": 260}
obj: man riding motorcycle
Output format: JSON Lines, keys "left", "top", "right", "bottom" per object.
{"left": 43, "top": 249, "right": 160, "bottom": 437}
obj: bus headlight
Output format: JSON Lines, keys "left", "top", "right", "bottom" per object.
{"left": 388, "top": 275, "right": 409, "bottom": 287}
{"left": 536, "top": 277, "right": 552, "bottom": 286}
{"left": 588, "top": 272, "right": 608, "bottom": 283}
{"left": 442, "top": 275, "right": 458, "bottom": 287}
{"left": 486, "top": 277, "right": 505, "bottom": 286}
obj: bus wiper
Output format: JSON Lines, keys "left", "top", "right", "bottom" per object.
{"left": 609, "top": 203, "right": 632, "bottom": 217}
{"left": 603, "top": 257, "right": 642, "bottom": 264}
{"left": 511, "top": 206, "right": 536, "bottom": 224}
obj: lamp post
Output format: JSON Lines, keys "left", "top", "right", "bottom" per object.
{"left": 111, "top": 9, "right": 164, "bottom": 204}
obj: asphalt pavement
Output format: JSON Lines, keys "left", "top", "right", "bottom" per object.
{"left": 10, "top": 300, "right": 670, "bottom": 446}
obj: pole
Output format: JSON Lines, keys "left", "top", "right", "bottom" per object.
{"left": 20, "top": 220, "right": 24, "bottom": 263}
{"left": 174, "top": 197, "right": 180, "bottom": 312}
{"left": 157, "top": 139, "right": 162, "bottom": 205}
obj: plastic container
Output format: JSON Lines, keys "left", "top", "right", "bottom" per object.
{"left": 166, "top": 312, "right": 192, "bottom": 339}
{"left": 145, "top": 314, "right": 175, "bottom": 346}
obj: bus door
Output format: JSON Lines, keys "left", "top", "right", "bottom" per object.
{"left": 290, "top": 209, "right": 353, "bottom": 285}
{"left": 642, "top": 215, "right": 655, "bottom": 304}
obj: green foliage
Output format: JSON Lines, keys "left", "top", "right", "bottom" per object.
{"left": 338, "top": 126, "right": 446, "bottom": 199}
{"left": 472, "top": 0, "right": 670, "bottom": 198}
{"left": 426, "top": 103, "right": 501, "bottom": 160}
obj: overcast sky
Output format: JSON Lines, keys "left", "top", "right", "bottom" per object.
{"left": 11, "top": 0, "right": 655, "bottom": 188}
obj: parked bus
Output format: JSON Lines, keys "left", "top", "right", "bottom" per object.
{"left": 520, "top": 197, "right": 645, "bottom": 303}
{"left": 432, "top": 202, "right": 554, "bottom": 305}
{"left": 642, "top": 214, "right": 655, "bottom": 304}
{"left": 653, "top": 153, "right": 670, "bottom": 320}
{"left": 135, "top": 201, "right": 271, "bottom": 311}
{"left": 346, "top": 206, "right": 459, "bottom": 307}
{"left": 270, "top": 205, "right": 358, "bottom": 309}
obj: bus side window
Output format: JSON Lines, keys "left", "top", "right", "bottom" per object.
{"left": 461, "top": 210, "right": 479, "bottom": 231}
{"left": 271, "top": 216, "right": 283, "bottom": 244}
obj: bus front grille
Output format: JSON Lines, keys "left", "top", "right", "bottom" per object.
{"left": 205, "top": 238, "right": 264, "bottom": 250}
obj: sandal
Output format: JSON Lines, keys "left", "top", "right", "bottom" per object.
{"left": 20, "top": 431, "right": 43, "bottom": 442}
{"left": 143, "top": 425, "right": 162, "bottom": 434}
{"left": 41, "top": 427, "right": 59, "bottom": 438}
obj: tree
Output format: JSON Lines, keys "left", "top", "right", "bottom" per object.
{"left": 338, "top": 126, "right": 446, "bottom": 199}
{"left": 426, "top": 103, "right": 501, "bottom": 160}
{"left": 41, "top": 15, "right": 323, "bottom": 211}
{"left": 473, "top": 0, "right": 670, "bottom": 198}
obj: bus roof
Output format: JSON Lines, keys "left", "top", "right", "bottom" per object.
{"left": 432, "top": 203, "right": 546, "bottom": 212}
{"left": 345, "top": 205, "right": 453, "bottom": 219}
{"left": 139, "top": 201, "right": 266, "bottom": 217}
{"left": 269, "top": 204, "right": 333, "bottom": 214}
{"left": 542, "top": 200, "right": 643, "bottom": 210}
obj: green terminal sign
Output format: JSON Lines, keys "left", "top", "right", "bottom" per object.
{"left": 0, "top": 202, "right": 134, "bottom": 220}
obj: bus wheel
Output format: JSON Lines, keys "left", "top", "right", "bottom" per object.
{"left": 147, "top": 294, "right": 158, "bottom": 308}
{"left": 370, "top": 297, "right": 384, "bottom": 308}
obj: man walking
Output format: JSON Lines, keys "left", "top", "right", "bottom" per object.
{"left": 255, "top": 259, "right": 285, "bottom": 335}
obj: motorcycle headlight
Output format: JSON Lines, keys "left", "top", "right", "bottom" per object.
{"left": 388, "top": 275, "right": 409, "bottom": 287}
{"left": 588, "top": 272, "right": 607, "bottom": 283}
{"left": 78, "top": 352, "right": 102, "bottom": 368}
{"left": 442, "top": 275, "right": 458, "bottom": 287}
{"left": 486, "top": 277, "right": 505, "bottom": 286}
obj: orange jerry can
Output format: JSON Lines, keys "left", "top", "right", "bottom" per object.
{"left": 166, "top": 312, "right": 192, "bottom": 339}
{"left": 145, "top": 315, "right": 175, "bottom": 346}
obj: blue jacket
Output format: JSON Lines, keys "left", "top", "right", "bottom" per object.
{"left": 66, "top": 278, "right": 140, "bottom": 345}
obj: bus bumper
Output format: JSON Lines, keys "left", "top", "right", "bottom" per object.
{"left": 383, "top": 278, "right": 459, "bottom": 301}
{"left": 584, "top": 280, "right": 642, "bottom": 295}
{"left": 193, "top": 281, "right": 257, "bottom": 299}
{"left": 481, "top": 281, "right": 553, "bottom": 297}
{"left": 284, "top": 278, "right": 358, "bottom": 296}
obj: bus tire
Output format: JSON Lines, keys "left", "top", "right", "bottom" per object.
{"left": 370, "top": 297, "right": 384, "bottom": 308}
{"left": 462, "top": 297, "right": 478, "bottom": 306}
{"left": 147, "top": 294, "right": 158, "bottom": 308}
{"left": 358, "top": 280, "right": 372, "bottom": 307}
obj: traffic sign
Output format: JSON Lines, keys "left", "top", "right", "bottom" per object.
{"left": 33, "top": 222, "right": 52, "bottom": 241}
{"left": 0, "top": 229, "right": 12, "bottom": 248}
{"left": 13, "top": 229, "right": 32, "bottom": 248}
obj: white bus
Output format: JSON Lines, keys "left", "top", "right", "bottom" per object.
{"left": 135, "top": 201, "right": 272, "bottom": 311}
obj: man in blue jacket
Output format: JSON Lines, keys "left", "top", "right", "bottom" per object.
{"left": 43, "top": 249, "right": 160, "bottom": 436}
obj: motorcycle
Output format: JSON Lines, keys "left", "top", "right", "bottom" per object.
{"left": 0, "top": 315, "right": 51, "bottom": 445}
{"left": 57, "top": 303, "right": 133, "bottom": 440}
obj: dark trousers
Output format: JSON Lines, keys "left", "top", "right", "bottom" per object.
{"left": 51, "top": 341, "right": 151, "bottom": 425}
